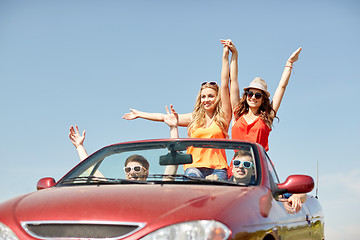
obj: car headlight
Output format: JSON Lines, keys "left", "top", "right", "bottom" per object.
{"left": 0, "top": 222, "right": 19, "bottom": 240}
{"left": 140, "top": 220, "right": 230, "bottom": 240}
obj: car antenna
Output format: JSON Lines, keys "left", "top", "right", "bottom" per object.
{"left": 315, "top": 160, "right": 319, "bottom": 199}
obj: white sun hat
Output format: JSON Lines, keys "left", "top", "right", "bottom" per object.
{"left": 243, "top": 77, "right": 270, "bottom": 98}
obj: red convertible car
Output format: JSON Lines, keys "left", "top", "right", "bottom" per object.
{"left": 0, "top": 139, "right": 324, "bottom": 240}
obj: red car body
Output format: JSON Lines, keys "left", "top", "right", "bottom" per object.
{"left": 0, "top": 139, "right": 324, "bottom": 240}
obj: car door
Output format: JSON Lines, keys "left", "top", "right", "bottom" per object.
{"left": 265, "top": 151, "right": 313, "bottom": 239}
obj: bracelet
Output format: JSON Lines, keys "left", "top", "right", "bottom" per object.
{"left": 285, "top": 65, "right": 293, "bottom": 69}
{"left": 287, "top": 60, "right": 294, "bottom": 63}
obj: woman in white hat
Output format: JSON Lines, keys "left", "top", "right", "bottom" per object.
{"left": 122, "top": 42, "right": 234, "bottom": 179}
{"left": 222, "top": 40, "right": 301, "bottom": 152}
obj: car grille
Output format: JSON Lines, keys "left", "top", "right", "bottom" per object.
{"left": 21, "top": 221, "right": 145, "bottom": 239}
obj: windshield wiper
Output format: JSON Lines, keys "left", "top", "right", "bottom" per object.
{"left": 147, "top": 174, "right": 248, "bottom": 186}
{"left": 60, "top": 176, "right": 108, "bottom": 184}
{"left": 60, "top": 175, "right": 248, "bottom": 186}
{"left": 60, "top": 176, "right": 151, "bottom": 185}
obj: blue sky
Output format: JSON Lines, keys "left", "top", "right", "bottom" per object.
{"left": 0, "top": 1, "right": 359, "bottom": 239}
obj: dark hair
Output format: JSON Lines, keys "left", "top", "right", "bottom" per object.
{"left": 125, "top": 154, "right": 149, "bottom": 170}
{"left": 233, "top": 150, "right": 253, "bottom": 160}
{"left": 233, "top": 91, "right": 278, "bottom": 129}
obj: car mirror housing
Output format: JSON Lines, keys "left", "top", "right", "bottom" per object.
{"left": 37, "top": 177, "right": 56, "bottom": 190}
{"left": 160, "top": 142, "right": 193, "bottom": 165}
{"left": 275, "top": 175, "right": 314, "bottom": 195}
{"left": 159, "top": 152, "right": 193, "bottom": 165}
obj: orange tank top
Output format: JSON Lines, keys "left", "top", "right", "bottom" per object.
{"left": 231, "top": 115, "right": 271, "bottom": 151}
{"left": 184, "top": 122, "right": 228, "bottom": 170}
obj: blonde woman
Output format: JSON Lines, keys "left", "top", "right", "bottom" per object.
{"left": 123, "top": 41, "right": 235, "bottom": 179}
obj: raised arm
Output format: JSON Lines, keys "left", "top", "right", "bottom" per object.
{"left": 221, "top": 39, "right": 240, "bottom": 114}
{"left": 69, "top": 125, "right": 89, "bottom": 161}
{"left": 123, "top": 108, "right": 192, "bottom": 127}
{"left": 272, "top": 47, "right": 302, "bottom": 114}
{"left": 164, "top": 104, "right": 179, "bottom": 138}
{"left": 163, "top": 104, "right": 179, "bottom": 178}
{"left": 229, "top": 40, "right": 239, "bottom": 114}
{"left": 69, "top": 126, "right": 105, "bottom": 178}
{"left": 219, "top": 39, "right": 232, "bottom": 127}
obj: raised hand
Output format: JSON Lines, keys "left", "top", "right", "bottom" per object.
{"left": 163, "top": 104, "right": 179, "bottom": 128}
{"left": 288, "top": 47, "right": 302, "bottom": 63}
{"left": 69, "top": 125, "right": 86, "bottom": 148}
{"left": 220, "top": 39, "right": 237, "bottom": 54}
{"left": 220, "top": 39, "right": 231, "bottom": 46}
{"left": 123, "top": 109, "right": 140, "bottom": 120}
{"left": 221, "top": 40, "right": 230, "bottom": 56}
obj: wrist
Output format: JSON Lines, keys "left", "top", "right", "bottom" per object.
{"left": 76, "top": 144, "right": 84, "bottom": 149}
{"left": 285, "top": 60, "right": 293, "bottom": 68}
{"left": 231, "top": 51, "right": 238, "bottom": 59}
{"left": 135, "top": 111, "right": 143, "bottom": 118}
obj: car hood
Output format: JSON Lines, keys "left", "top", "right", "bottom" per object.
{"left": 14, "top": 184, "right": 267, "bottom": 228}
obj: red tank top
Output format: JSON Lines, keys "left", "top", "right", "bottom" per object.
{"left": 229, "top": 115, "right": 271, "bottom": 177}
{"left": 231, "top": 115, "right": 271, "bottom": 151}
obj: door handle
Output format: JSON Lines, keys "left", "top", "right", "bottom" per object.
{"left": 306, "top": 214, "right": 311, "bottom": 226}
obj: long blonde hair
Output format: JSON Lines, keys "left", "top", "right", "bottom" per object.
{"left": 187, "top": 83, "right": 229, "bottom": 137}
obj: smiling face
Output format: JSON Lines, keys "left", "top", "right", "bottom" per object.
{"left": 124, "top": 161, "right": 148, "bottom": 180}
{"left": 200, "top": 87, "right": 218, "bottom": 112}
{"left": 246, "top": 88, "right": 264, "bottom": 109}
{"left": 232, "top": 155, "right": 254, "bottom": 183}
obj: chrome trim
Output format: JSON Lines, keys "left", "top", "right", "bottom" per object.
{"left": 21, "top": 220, "right": 146, "bottom": 240}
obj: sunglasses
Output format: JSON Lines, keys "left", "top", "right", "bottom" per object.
{"left": 201, "top": 81, "right": 218, "bottom": 86}
{"left": 233, "top": 160, "right": 253, "bottom": 169}
{"left": 246, "top": 91, "right": 262, "bottom": 99}
{"left": 123, "top": 165, "right": 145, "bottom": 173}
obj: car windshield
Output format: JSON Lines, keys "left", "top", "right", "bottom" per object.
{"left": 58, "top": 139, "right": 260, "bottom": 187}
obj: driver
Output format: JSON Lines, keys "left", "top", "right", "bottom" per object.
{"left": 124, "top": 154, "right": 149, "bottom": 180}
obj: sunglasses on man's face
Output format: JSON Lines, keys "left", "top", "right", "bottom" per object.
{"left": 246, "top": 91, "right": 262, "bottom": 99}
{"left": 233, "top": 160, "right": 253, "bottom": 169}
{"left": 123, "top": 165, "right": 145, "bottom": 173}
{"left": 201, "top": 81, "right": 217, "bottom": 86}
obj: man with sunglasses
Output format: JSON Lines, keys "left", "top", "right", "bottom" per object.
{"left": 230, "top": 150, "right": 306, "bottom": 213}
{"left": 229, "top": 150, "right": 255, "bottom": 184}
{"left": 124, "top": 154, "right": 149, "bottom": 180}
{"left": 205, "top": 150, "right": 254, "bottom": 184}
{"left": 69, "top": 125, "right": 150, "bottom": 180}
{"left": 206, "top": 150, "right": 306, "bottom": 213}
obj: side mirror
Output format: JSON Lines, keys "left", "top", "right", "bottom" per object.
{"left": 37, "top": 177, "right": 56, "bottom": 190}
{"left": 275, "top": 175, "right": 314, "bottom": 196}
